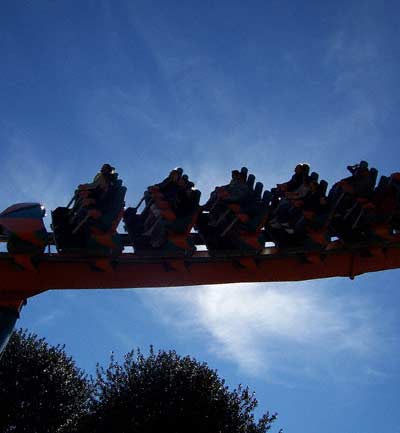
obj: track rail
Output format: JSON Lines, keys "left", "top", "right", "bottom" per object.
{"left": 0, "top": 232, "right": 204, "bottom": 247}
{"left": 1, "top": 239, "right": 400, "bottom": 304}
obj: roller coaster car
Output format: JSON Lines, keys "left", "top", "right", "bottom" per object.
{"left": 124, "top": 189, "right": 201, "bottom": 256}
{"left": 196, "top": 183, "right": 270, "bottom": 256}
{"left": 329, "top": 200, "right": 373, "bottom": 243}
{"left": 0, "top": 203, "right": 48, "bottom": 255}
{"left": 51, "top": 180, "right": 126, "bottom": 255}
{"left": 348, "top": 175, "right": 400, "bottom": 243}
{"left": 265, "top": 180, "right": 331, "bottom": 249}
{"left": 266, "top": 210, "right": 331, "bottom": 250}
{"left": 327, "top": 168, "right": 378, "bottom": 241}
{"left": 327, "top": 170, "right": 400, "bottom": 243}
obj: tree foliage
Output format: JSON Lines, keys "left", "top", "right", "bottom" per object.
{"left": 0, "top": 331, "right": 281, "bottom": 433}
{"left": 0, "top": 329, "right": 91, "bottom": 433}
{"left": 72, "top": 347, "right": 280, "bottom": 433}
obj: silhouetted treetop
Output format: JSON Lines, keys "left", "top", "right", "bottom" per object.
{"left": 72, "top": 347, "right": 280, "bottom": 433}
{"left": 0, "top": 329, "right": 91, "bottom": 433}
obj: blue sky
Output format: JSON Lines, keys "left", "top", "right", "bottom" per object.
{"left": 1, "top": 1, "right": 400, "bottom": 432}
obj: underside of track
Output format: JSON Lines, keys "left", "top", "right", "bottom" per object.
{"left": 1, "top": 238, "right": 400, "bottom": 307}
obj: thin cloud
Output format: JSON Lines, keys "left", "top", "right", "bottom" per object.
{"left": 1, "top": 130, "right": 72, "bottom": 223}
{"left": 139, "top": 282, "right": 391, "bottom": 383}
{"left": 34, "top": 309, "right": 65, "bottom": 326}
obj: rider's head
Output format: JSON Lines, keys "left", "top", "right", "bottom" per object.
{"left": 101, "top": 163, "right": 115, "bottom": 175}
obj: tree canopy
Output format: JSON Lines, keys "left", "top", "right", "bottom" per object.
{"left": 0, "top": 329, "right": 91, "bottom": 433}
{"left": 71, "top": 347, "right": 280, "bottom": 433}
{"left": 0, "top": 331, "right": 281, "bottom": 433}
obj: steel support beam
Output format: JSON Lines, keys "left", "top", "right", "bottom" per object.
{"left": 0, "top": 244, "right": 399, "bottom": 303}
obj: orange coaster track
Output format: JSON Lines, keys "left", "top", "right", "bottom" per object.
{"left": 1, "top": 239, "right": 400, "bottom": 307}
